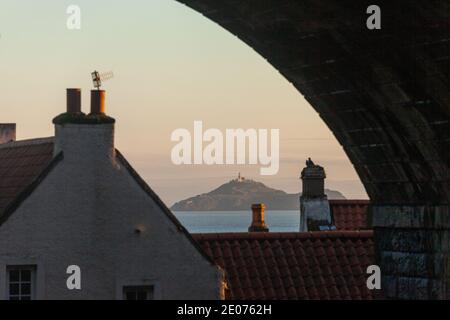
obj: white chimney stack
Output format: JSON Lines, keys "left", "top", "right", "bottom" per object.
{"left": 299, "top": 159, "right": 334, "bottom": 231}
{"left": 53, "top": 89, "right": 116, "bottom": 164}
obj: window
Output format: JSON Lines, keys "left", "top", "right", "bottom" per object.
{"left": 7, "top": 266, "right": 36, "bottom": 300}
{"left": 123, "top": 285, "right": 154, "bottom": 300}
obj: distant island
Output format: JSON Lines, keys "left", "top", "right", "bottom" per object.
{"left": 171, "top": 175, "right": 345, "bottom": 211}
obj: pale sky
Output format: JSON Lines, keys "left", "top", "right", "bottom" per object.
{"left": 0, "top": 0, "right": 368, "bottom": 206}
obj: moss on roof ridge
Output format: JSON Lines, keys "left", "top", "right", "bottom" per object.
{"left": 52, "top": 112, "right": 115, "bottom": 125}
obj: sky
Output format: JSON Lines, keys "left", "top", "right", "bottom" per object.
{"left": 0, "top": 0, "right": 368, "bottom": 206}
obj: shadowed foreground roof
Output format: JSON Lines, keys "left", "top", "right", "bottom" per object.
{"left": 0, "top": 138, "right": 54, "bottom": 217}
{"left": 193, "top": 231, "right": 377, "bottom": 300}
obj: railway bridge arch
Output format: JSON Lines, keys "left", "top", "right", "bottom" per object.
{"left": 175, "top": 0, "right": 450, "bottom": 299}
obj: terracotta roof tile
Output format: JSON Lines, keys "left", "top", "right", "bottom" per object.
{"left": 330, "top": 200, "right": 370, "bottom": 230}
{"left": 0, "top": 139, "right": 54, "bottom": 216}
{"left": 193, "top": 231, "right": 378, "bottom": 300}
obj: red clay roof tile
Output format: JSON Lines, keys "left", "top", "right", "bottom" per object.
{"left": 193, "top": 231, "right": 377, "bottom": 300}
{"left": 0, "top": 139, "right": 54, "bottom": 216}
{"left": 330, "top": 200, "right": 370, "bottom": 230}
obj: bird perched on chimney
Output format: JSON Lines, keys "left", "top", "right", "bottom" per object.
{"left": 306, "top": 157, "right": 315, "bottom": 167}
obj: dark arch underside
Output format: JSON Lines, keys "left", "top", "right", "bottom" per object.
{"left": 176, "top": 0, "right": 450, "bottom": 205}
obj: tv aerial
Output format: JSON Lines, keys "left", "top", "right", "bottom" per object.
{"left": 91, "top": 70, "right": 114, "bottom": 90}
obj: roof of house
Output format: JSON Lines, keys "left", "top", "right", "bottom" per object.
{"left": 330, "top": 200, "right": 370, "bottom": 230}
{"left": 193, "top": 231, "right": 378, "bottom": 300}
{"left": 0, "top": 138, "right": 55, "bottom": 218}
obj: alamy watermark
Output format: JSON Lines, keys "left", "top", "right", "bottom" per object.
{"left": 367, "top": 5, "right": 381, "bottom": 30}
{"left": 64, "top": 4, "right": 378, "bottom": 32}
{"left": 66, "top": 265, "right": 81, "bottom": 290}
{"left": 62, "top": 263, "right": 380, "bottom": 292}
{"left": 171, "top": 121, "right": 279, "bottom": 176}
{"left": 66, "top": 5, "right": 81, "bottom": 30}
{"left": 367, "top": 265, "right": 381, "bottom": 290}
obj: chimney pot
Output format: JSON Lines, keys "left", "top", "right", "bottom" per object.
{"left": 249, "top": 203, "right": 269, "bottom": 232}
{"left": 66, "top": 88, "right": 82, "bottom": 114}
{"left": 0, "top": 124, "right": 16, "bottom": 144}
{"left": 90, "top": 90, "right": 106, "bottom": 114}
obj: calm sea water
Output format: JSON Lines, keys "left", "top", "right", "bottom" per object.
{"left": 173, "top": 210, "right": 300, "bottom": 233}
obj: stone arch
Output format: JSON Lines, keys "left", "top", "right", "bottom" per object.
{"left": 175, "top": 0, "right": 450, "bottom": 299}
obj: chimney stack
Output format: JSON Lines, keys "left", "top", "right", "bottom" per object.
{"left": 299, "top": 159, "right": 334, "bottom": 231}
{"left": 0, "top": 124, "right": 16, "bottom": 144}
{"left": 249, "top": 204, "right": 269, "bottom": 232}
{"left": 53, "top": 88, "right": 115, "bottom": 160}
{"left": 90, "top": 90, "right": 106, "bottom": 114}
{"left": 66, "top": 89, "right": 81, "bottom": 114}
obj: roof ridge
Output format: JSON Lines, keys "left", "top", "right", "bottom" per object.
{"left": 0, "top": 137, "right": 54, "bottom": 149}
{"left": 192, "top": 231, "right": 374, "bottom": 241}
{"left": 329, "top": 199, "right": 370, "bottom": 204}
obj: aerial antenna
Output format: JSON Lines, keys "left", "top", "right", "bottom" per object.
{"left": 91, "top": 70, "right": 114, "bottom": 90}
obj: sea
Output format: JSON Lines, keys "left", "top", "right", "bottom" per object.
{"left": 173, "top": 210, "right": 299, "bottom": 233}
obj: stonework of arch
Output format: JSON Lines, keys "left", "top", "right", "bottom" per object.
{"left": 176, "top": 0, "right": 450, "bottom": 299}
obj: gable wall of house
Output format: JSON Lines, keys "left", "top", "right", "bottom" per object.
{"left": 0, "top": 124, "right": 223, "bottom": 300}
